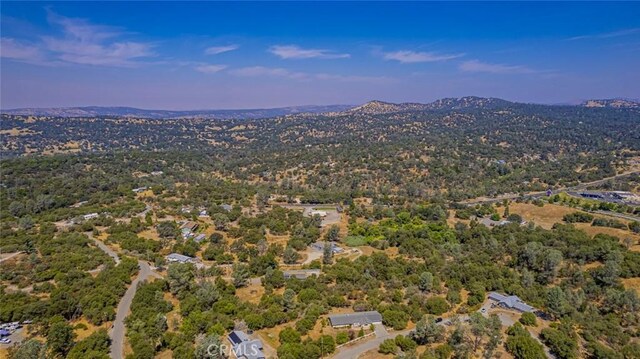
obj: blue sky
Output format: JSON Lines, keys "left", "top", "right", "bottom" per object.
{"left": 1, "top": 2, "right": 639, "bottom": 109}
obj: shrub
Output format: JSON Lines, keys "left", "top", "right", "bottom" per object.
{"left": 519, "top": 312, "right": 537, "bottom": 326}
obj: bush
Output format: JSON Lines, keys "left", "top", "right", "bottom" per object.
{"left": 425, "top": 297, "right": 450, "bottom": 315}
{"left": 336, "top": 332, "right": 350, "bottom": 345}
{"left": 562, "top": 212, "right": 594, "bottom": 223}
{"left": 519, "top": 312, "right": 537, "bottom": 326}
{"left": 379, "top": 339, "right": 398, "bottom": 355}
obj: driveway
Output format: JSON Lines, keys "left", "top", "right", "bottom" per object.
{"left": 332, "top": 324, "right": 410, "bottom": 359}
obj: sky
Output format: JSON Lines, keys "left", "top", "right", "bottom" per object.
{"left": 1, "top": 2, "right": 639, "bottom": 109}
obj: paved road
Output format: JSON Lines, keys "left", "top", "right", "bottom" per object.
{"left": 332, "top": 324, "right": 410, "bottom": 359}
{"left": 109, "top": 260, "right": 159, "bottom": 359}
{"left": 90, "top": 236, "right": 120, "bottom": 265}
{"left": 86, "top": 232, "right": 161, "bottom": 359}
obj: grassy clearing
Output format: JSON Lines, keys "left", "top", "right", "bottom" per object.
{"left": 509, "top": 203, "right": 640, "bottom": 250}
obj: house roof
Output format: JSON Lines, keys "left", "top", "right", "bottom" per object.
{"left": 166, "top": 253, "right": 194, "bottom": 262}
{"left": 237, "top": 340, "right": 265, "bottom": 359}
{"left": 328, "top": 311, "right": 382, "bottom": 327}
{"left": 283, "top": 269, "right": 321, "bottom": 279}
{"left": 228, "top": 330, "right": 250, "bottom": 346}
{"left": 228, "top": 331, "right": 265, "bottom": 359}
{"left": 488, "top": 292, "right": 535, "bottom": 312}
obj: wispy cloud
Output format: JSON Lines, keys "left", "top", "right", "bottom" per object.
{"left": 229, "top": 66, "right": 308, "bottom": 79}
{"left": 195, "top": 64, "right": 227, "bottom": 74}
{"left": 229, "top": 66, "right": 388, "bottom": 83}
{"left": 269, "top": 45, "right": 350, "bottom": 59}
{"left": 0, "top": 38, "right": 45, "bottom": 63}
{"left": 383, "top": 50, "right": 463, "bottom": 63}
{"left": 42, "top": 11, "right": 154, "bottom": 67}
{"left": 459, "top": 60, "right": 537, "bottom": 74}
{"left": 567, "top": 28, "right": 640, "bottom": 41}
{"left": 205, "top": 44, "right": 239, "bottom": 55}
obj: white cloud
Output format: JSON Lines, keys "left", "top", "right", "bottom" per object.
{"left": 195, "top": 64, "right": 227, "bottom": 74}
{"left": 229, "top": 66, "right": 389, "bottom": 83}
{"left": 459, "top": 60, "right": 537, "bottom": 74}
{"left": 205, "top": 44, "right": 239, "bottom": 55}
{"left": 567, "top": 28, "right": 640, "bottom": 41}
{"left": 39, "top": 11, "right": 154, "bottom": 67}
{"left": 0, "top": 38, "right": 43, "bottom": 61}
{"left": 229, "top": 66, "right": 308, "bottom": 79}
{"left": 383, "top": 50, "right": 463, "bottom": 63}
{"left": 269, "top": 45, "right": 350, "bottom": 59}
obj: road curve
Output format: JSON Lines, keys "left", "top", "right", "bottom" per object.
{"left": 109, "top": 260, "right": 159, "bottom": 359}
{"left": 91, "top": 236, "right": 120, "bottom": 265}
{"left": 86, "top": 232, "right": 160, "bottom": 359}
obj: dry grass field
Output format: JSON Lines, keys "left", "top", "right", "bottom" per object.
{"left": 622, "top": 277, "right": 640, "bottom": 294}
{"left": 509, "top": 203, "right": 640, "bottom": 251}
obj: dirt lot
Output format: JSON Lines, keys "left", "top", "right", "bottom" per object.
{"left": 235, "top": 278, "right": 264, "bottom": 304}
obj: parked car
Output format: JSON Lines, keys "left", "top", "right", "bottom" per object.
{"left": 435, "top": 317, "right": 443, "bottom": 323}
{"left": 0, "top": 338, "right": 11, "bottom": 344}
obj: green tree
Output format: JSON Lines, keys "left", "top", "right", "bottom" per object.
{"left": 167, "top": 263, "right": 195, "bottom": 299}
{"left": 411, "top": 316, "right": 444, "bottom": 345}
{"left": 324, "top": 225, "right": 340, "bottom": 242}
{"left": 232, "top": 263, "right": 250, "bottom": 288}
{"left": 379, "top": 339, "right": 398, "bottom": 355}
{"left": 47, "top": 321, "right": 76, "bottom": 357}
{"left": 195, "top": 334, "right": 223, "bottom": 359}
{"left": 419, "top": 272, "right": 434, "bottom": 293}
{"left": 322, "top": 243, "right": 333, "bottom": 265}
{"left": 283, "top": 246, "right": 300, "bottom": 265}
{"left": 519, "top": 312, "right": 537, "bottom": 326}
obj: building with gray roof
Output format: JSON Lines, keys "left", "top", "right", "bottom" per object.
{"left": 283, "top": 269, "right": 321, "bottom": 280}
{"left": 327, "top": 311, "right": 382, "bottom": 328}
{"left": 228, "top": 330, "right": 265, "bottom": 359}
{"left": 166, "top": 253, "right": 196, "bottom": 264}
{"left": 488, "top": 292, "right": 535, "bottom": 313}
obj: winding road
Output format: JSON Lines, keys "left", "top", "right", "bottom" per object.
{"left": 87, "top": 232, "right": 161, "bottom": 359}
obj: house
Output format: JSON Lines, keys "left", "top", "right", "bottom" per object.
{"left": 479, "top": 217, "right": 510, "bottom": 228}
{"left": 310, "top": 210, "right": 327, "bottom": 217}
{"left": 221, "top": 204, "right": 233, "bottom": 212}
{"left": 181, "top": 221, "right": 199, "bottom": 232}
{"left": 283, "top": 269, "right": 321, "bottom": 280}
{"left": 194, "top": 234, "right": 206, "bottom": 243}
{"left": 83, "top": 213, "right": 99, "bottom": 220}
{"left": 328, "top": 311, "right": 382, "bottom": 328}
{"left": 198, "top": 210, "right": 208, "bottom": 217}
{"left": 166, "top": 253, "right": 197, "bottom": 264}
{"left": 488, "top": 292, "right": 535, "bottom": 313}
{"left": 228, "top": 331, "right": 265, "bottom": 359}
{"left": 310, "top": 241, "right": 344, "bottom": 254}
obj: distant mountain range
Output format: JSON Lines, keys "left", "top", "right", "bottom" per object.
{"left": 0, "top": 105, "right": 354, "bottom": 119}
{"left": 3, "top": 97, "right": 638, "bottom": 119}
